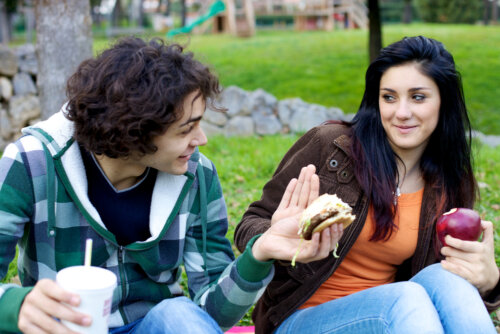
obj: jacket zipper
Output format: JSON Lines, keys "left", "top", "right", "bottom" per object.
{"left": 117, "top": 245, "right": 129, "bottom": 324}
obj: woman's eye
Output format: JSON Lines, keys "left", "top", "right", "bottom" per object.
{"left": 413, "top": 94, "right": 426, "bottom": 102}
{"left": 382, "top": 94, "right": 395, "bottom": 102}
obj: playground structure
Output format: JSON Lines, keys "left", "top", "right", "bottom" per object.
{"left": 253, "top": 0, "right": 368, "bottom": 31}
{"left": 167, "top": 0, "right": 368, "bottom": 38}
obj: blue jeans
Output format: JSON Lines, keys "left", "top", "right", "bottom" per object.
{"left": 275, "top": 263, "right": 496, "bottom": 334}
{"left": 109, "top": 296, "right": 223, "bottom": 334}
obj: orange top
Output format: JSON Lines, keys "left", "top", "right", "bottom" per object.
{"left": 300, "top": 188, "right": 424, "bottom": 309}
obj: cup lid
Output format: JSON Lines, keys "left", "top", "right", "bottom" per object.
{"left": 56, "top": 266, "right": 117, "bottom": 291}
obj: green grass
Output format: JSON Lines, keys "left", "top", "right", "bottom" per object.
{"left": 97, "top": 23, "right": 500, "bottom": 135}
{"left": 474, "top": 141, "right": 500, "bottom": 261}
{"left": 199, "top": 134, "right": 300, "bottom": 255}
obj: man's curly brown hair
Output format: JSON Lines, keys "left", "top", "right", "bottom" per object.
{"left": 65, "top": 37, "right": 221, "bottom": 158}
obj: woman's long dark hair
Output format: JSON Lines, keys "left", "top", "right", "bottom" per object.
{"left": 351, "top": 36, "right": 477, "bottom": 241}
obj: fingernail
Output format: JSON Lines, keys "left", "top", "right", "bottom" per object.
{"left": 82, "top": 316, "right": 92, "bottom": 326}
{"left": 70, "top": 295, "right": 80, "bottom": 306}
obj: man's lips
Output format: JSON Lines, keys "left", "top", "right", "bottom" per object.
{"left": 179, "top": 152, "right": 194, "bottom": 160}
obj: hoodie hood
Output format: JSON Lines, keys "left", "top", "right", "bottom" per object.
{"left": 22, "top": 108, "right": 199, "bottom": 244}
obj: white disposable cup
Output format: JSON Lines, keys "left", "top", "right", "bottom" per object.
{"left": 56, "top": 266, "right": 117, "bottom": 334}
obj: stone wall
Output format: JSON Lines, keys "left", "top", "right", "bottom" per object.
{"left": 0, "top": 44, "right": 41, "bottom": 151}
{"left": 202, "top": 85, "right": 354, "bottom": 137}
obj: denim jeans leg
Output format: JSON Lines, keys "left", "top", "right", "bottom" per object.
{"left": 410, "top": 263, "right": 496, "bottom": 334}
{"left": 117, "top": 296, "right": 223, "bottom": 334}
{"left": 275, "top": 281, "right": 444, "bottom": 334}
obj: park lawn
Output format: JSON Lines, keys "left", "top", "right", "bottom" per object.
{"left": 95, "top": 23, "right": 500, "bottom": 135}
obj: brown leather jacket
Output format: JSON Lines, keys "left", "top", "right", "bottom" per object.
{"left": 235, "top": 123, "right": 500, "bottom": 334}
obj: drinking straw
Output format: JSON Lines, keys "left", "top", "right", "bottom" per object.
{"left": 84, "top": 238, "right": 93, "bottom": 267}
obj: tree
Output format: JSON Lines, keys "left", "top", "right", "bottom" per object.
{"left": 35, "top": 0, "right": 93, "bottom": 119}
{"left": 180, "top": 0, "right": 186, "bottom": 26}
{"left": 493, "top": 0, "right": 498, "bottom": 23}
{"left": 0, "top": 2, "right": 9, "bottom": 44}
{"left": 112, "top": 0, "right": 124, "bottom": 27}
{"left": 0, "top": 0, "right": 17, "bottom": 44}
{"left": 130, "top": 0, "right": 145, "bottom": 27}
{"left": 484, "top": 0, "right": 491, "bottom": 24}
{"left": 368, "top": 0, "right": 382, "bottom": 62}
{"left": 417, "top": 0, "right": 481, "bottom": 23}
{"left": 23, "top": 0, "right": 35, "bottom": 44}
{"left": 403, "top": 0, "right": 413, "bottom": 23}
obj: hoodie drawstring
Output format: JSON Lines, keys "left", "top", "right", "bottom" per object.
{"left": 196, "top": 163, "right": 208, "bottom": 278}
{"left": 43, "top": 145, "right": 57, "bottom": 237}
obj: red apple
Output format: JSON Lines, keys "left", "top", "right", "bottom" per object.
{"left": 436, "top": 208, "right": 482, "bottom": 247}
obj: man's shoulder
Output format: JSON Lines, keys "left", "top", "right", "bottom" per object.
{"left": 1, "top": 136, "right": 46, "bottom": 165}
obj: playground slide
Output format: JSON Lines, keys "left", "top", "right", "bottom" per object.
{"left": 167, "top": 0, "right": 226, "bottom": 38}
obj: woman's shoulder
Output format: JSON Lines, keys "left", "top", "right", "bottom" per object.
{"left": 309, "top": 121, "right": 353, "bottom": 146}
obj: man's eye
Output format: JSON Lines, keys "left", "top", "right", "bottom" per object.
{"left": 181, "top": 126, "right": 194, "bottom": 135}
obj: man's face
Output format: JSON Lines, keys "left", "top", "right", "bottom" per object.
{"left": 130, "top": 90, "right": 208, "bottom": 175}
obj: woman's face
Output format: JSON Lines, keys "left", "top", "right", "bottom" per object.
{"left": 379, "top": 62, "right": 441, "bottom": 158}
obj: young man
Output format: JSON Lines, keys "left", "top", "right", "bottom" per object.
{"left": 0, "top": 37, "right": 339, "bottom": 334}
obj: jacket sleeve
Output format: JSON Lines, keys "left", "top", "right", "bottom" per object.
{"left": 0, "top": 142, "right": 35, "bottom": 333}
{"left": 234, "top": 126, "right": 325, "bottom": 253}
{"left": 184, "top": 158, "right": 274, "bottom": 330}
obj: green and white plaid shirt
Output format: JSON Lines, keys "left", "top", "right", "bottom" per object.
{"left": 0, "top": 110, "right": 273, "bottom": 333}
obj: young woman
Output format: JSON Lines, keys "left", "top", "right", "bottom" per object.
{"left": 235, "top": 36, "right": 500, "bottom": 333}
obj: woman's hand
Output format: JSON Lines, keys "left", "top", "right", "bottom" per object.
{"left": 18, "top": 279, "right": 91, "bottom": 334}
{"left": 252, "top": 216, "right": 343, "bottom": 263}
{"left": 271, "top": 164, "right": 319, "bottom": 225}
{"left": 440, "top": 220, "right": 499, "bottom": 296}
{"left": 252, "top": 164, "right": 344, "bottom": 263}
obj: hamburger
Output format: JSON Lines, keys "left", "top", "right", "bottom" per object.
{"left": 298, "top": 193, "right": 355, "bottom": 240}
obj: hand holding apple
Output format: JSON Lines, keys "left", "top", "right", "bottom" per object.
{"left": 436, "top": 208, "right": 482, "bottom": 247}
{"left": 439, "top": 213, "right": 499, "bottom": 296}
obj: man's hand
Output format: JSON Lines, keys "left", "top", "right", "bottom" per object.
{"left": 440, "top": 220, "right": 500, "bottom": 296}
{"left": 18, "top": 279, "right": 91, "bottom": 334}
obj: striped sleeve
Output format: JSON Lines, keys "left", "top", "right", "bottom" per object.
{"left": 184, "top": 156, "right": 274, "bottom": 330}
{"left": 0, "top": 142, "right": 36, "bottom": 333}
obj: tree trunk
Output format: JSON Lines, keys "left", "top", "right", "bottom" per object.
{"left": 484, "top": 0, "right": 490, "bottom": 24}
{"left": 402, "top": 0, "right": 412, "bottom": 24}
{"left": 181, "top": 0, "right": 187, "bottom": 26}
{"left": 35, "top": 0, "right": 93, "bottom": 119}
{"left": 368, "top": 0, "right": 382, "bottom": 63}
{"left": 90, "top": 0, "right": 103, "bottom": 26}
{"left": 492, "top": 0, "right": 498, "bottom": 23}
{"left": 0, "top": 2, "right": 9, "bottom": 44}
{"left": 112, "top": 0, "right": 124, "bottom": 27}
{"left": 130, "top": 0, "right": 145, "bottom": 26}
{"left": 138, "top": 0, "right": 145, "bottom": 27}
{"left": 165, "top": 0, "right": 171, "bottom": 15}
{"left": 24, "top": 0, "right": 35, "bottom": 44}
